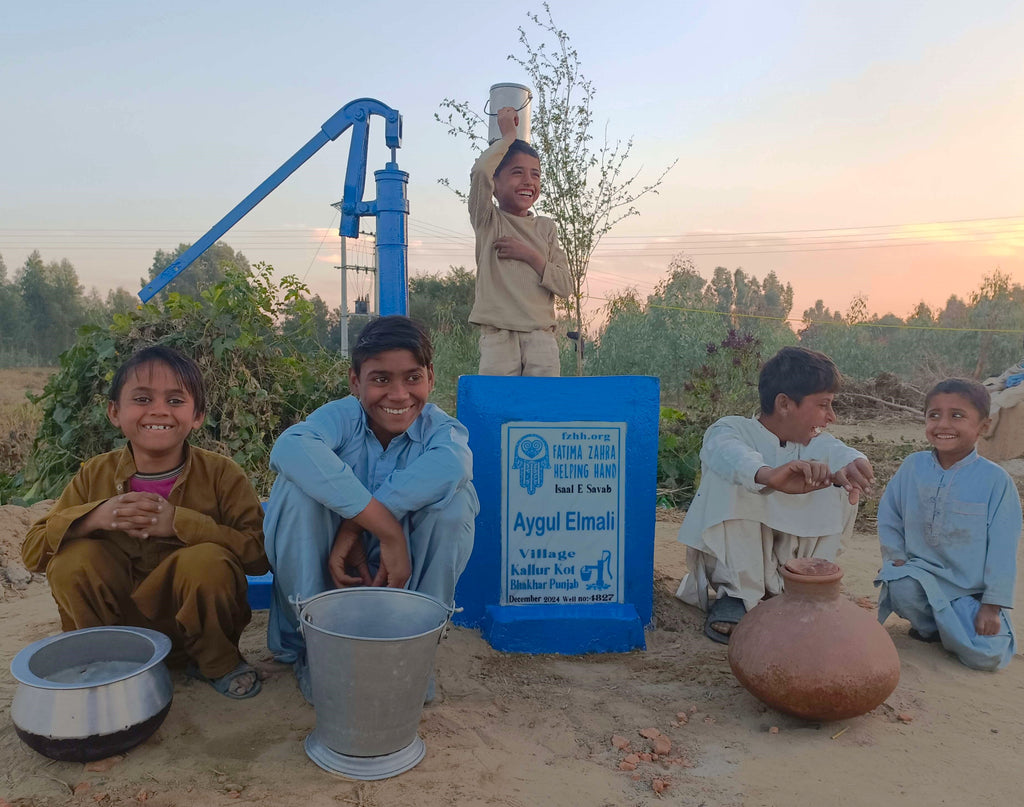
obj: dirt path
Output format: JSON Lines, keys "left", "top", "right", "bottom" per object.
{"left": 2, "top": 516, "right": 1023, "bottom": 806}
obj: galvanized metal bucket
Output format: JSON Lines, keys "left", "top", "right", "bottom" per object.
{"left": 486, "top": 82, "right": 532, "bottom": 143}
{"left": 298, "top": 588, "right": 452, "bottom": 766}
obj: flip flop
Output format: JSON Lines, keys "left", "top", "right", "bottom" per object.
{"left": 704, "top": 594, "right": 746, "bottom": 645}
{"left": 186, "top": 660, "right": 262, "bottom": 699}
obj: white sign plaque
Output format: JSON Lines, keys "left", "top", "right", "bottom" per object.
{"left": 501, "top": 421, "right": 626, "bottom": 606}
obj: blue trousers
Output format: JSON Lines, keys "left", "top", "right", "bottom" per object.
{"left": 880, "top": 576, "right": 1016, "bottom": 671}
{"left": 265, "top": 479, "right": 477, "bottom": 662}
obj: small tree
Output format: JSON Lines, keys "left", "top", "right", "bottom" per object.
{"left": 436, "top": 3, "right": 674, "bottom": 374}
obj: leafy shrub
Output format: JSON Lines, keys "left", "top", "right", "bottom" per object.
{"left": 11, "top": 264, "right": 349, "bottom": 503}
{"left": 656, "top": 406, "right": 702, "bottom": 507}
{"left": 680, "top": 329, "right": 761, "bottom": 422}
{"left": 656, "top": 329, "right": 763, "bottom": 508}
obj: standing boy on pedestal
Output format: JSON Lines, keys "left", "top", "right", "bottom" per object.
{"left": 468, "top": 105, "right": 573, "bottom": 376}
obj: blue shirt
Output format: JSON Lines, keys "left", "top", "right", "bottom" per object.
{"left": 266, "top": 396, "right": 474, "bottom": 522}
{"left": 877, "top": 449, "right": 1021, "bottom": 608}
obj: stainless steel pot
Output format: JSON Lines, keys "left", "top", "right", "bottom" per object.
{"left": 10, "top": 626, "right": 173, "bottom": 762}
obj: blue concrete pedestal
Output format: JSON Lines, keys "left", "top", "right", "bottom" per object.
{"left": 246, "top": 572, "right": 273, "bottom": 610}
{"left": 481, "top": 602, "right": 646, "bottom": 654}
{"left": 454, "top": 375, "right": 659, "bottom": 655}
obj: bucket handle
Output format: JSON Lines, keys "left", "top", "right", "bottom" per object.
{"left": 290, "top": 593, "right": 330, "bottom": 637}
{"left": 291, "top": 591, "right": 460, "bottom": 638}
{"left": 483, "top": 93, "right": 532, "bottom": 116}
{"left": 438, "top": 604, "right": 462, "bottom": 644}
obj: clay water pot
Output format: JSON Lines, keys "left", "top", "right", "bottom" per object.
{"left": 727, "top": 558, "right": 900, "bottom": 721}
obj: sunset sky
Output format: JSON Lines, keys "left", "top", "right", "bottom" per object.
{"left": 2, "top": 1, "right": 1021, "bottom": 328}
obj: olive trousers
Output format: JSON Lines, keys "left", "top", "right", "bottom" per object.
{"left": 45, "top": 537, "right": 251, "bottom": 680}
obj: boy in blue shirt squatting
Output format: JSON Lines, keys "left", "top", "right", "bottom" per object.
{"left": 875, "top": 378, "right": 1022, "bottom": 671}
{"left": 264, "top": 316, "right": 479, "bottom": 699}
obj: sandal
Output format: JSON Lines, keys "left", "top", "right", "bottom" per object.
{"left": 186, "top": 660, "right": 262, "bottom": 700}
{"left": 704, "top": 594, "right": 746, "bottom": 645}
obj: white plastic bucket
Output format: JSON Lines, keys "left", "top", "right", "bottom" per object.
{"left": 486, "top": 82, "right": 532, "bottom": 143}
{"left": 299, "top": 588, "right": 451, "bottom": 759}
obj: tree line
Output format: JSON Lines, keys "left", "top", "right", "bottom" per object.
{"left": 589, "top": 257, "right": 1023, "bottom": 401}
{"left": 2, "top": 242, "right": 1021, "bottom": 403}
{"left": 0, "top": 243, "right": 359, "bottom": 366}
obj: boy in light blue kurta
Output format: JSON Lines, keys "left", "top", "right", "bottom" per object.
{"left": 876, "top": 378, "right": 1022, "bottom": 671}
{"left": 264, "top": 316, "right": 479, "bottom": 698}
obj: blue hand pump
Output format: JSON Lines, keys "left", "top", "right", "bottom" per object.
{"left": 138, "top": 98, "right": 408, "bottom": 316}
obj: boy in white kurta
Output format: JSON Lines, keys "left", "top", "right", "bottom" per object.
{"left": 676, "top": 347, "right": 874, "bottom": 643}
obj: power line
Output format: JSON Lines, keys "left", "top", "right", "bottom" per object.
{"left": 301, "top": 209, "right": 338, "bottom": 282}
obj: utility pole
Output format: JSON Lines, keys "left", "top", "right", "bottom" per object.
{"left": 333, "top": 218, "right": 377, "bottom": 355}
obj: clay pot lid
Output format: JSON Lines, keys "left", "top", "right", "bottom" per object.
{"left": 784, "top": 558, "right": 841, "bottom": 577}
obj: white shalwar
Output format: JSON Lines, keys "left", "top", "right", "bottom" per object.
{"left": 676, "top": 416, "right": 862, "bottom": 612}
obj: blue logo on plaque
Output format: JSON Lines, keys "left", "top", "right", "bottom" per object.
{"left": 512, "top": 433, "right": 549, "bottom": 495}
{"left": 581, "top": 550, "right": 613, "bottom": 590}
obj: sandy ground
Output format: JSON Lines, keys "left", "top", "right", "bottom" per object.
{"left": 3, "top": 426, "right": 1024, "bottom": 806}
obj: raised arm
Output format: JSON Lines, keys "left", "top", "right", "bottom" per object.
{"left": 469, "top": 139, "right": 510, "bottom": 231}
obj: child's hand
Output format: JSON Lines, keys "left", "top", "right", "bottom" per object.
{"left": 975, "top": 603, "right": 1003, "bottom": 636}
{"left": 755, "top": 460, "right": 832, "bottom": 494}
{"left": 347, "top": 497, "right": 410, "bottom": 588}
{"left": 372, "top": 539, "right": 412, "bottom": 590}
{"left": 496, "top": 106, "right": 519, "bottom": 140}
{"left": 328, "top": 521, "right": 373, "bottom": 588}
{"left": 494, "top": 236, "right": 545, "bottom": 275}
{"left": 832, "top": 458, "right": 875, "bottom": 504}
{"left": 92, "top": 492, "right": 170, "bottom": 539}
{"left": 145, "top": 495, "right": 176, "bottom": 538}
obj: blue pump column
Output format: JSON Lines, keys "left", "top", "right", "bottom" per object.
{"left": 374, "top": 163, "right": 409, "bottom": 317}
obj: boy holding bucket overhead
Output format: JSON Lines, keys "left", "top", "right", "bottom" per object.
{"left": 263, "top": 316, "right": 479, "bottom": 700}
{"left": 469, "top": 104, "right": 573, "bottom": 376}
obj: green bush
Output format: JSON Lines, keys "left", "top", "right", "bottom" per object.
{"left": 656, "top": 329, "right": 763, "bottom": 508}
{"left": 10, "top": 264, "right": 349, "bottom": 504}
{"left": 656, "top": 406, "right": 702, "bottom": 507}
